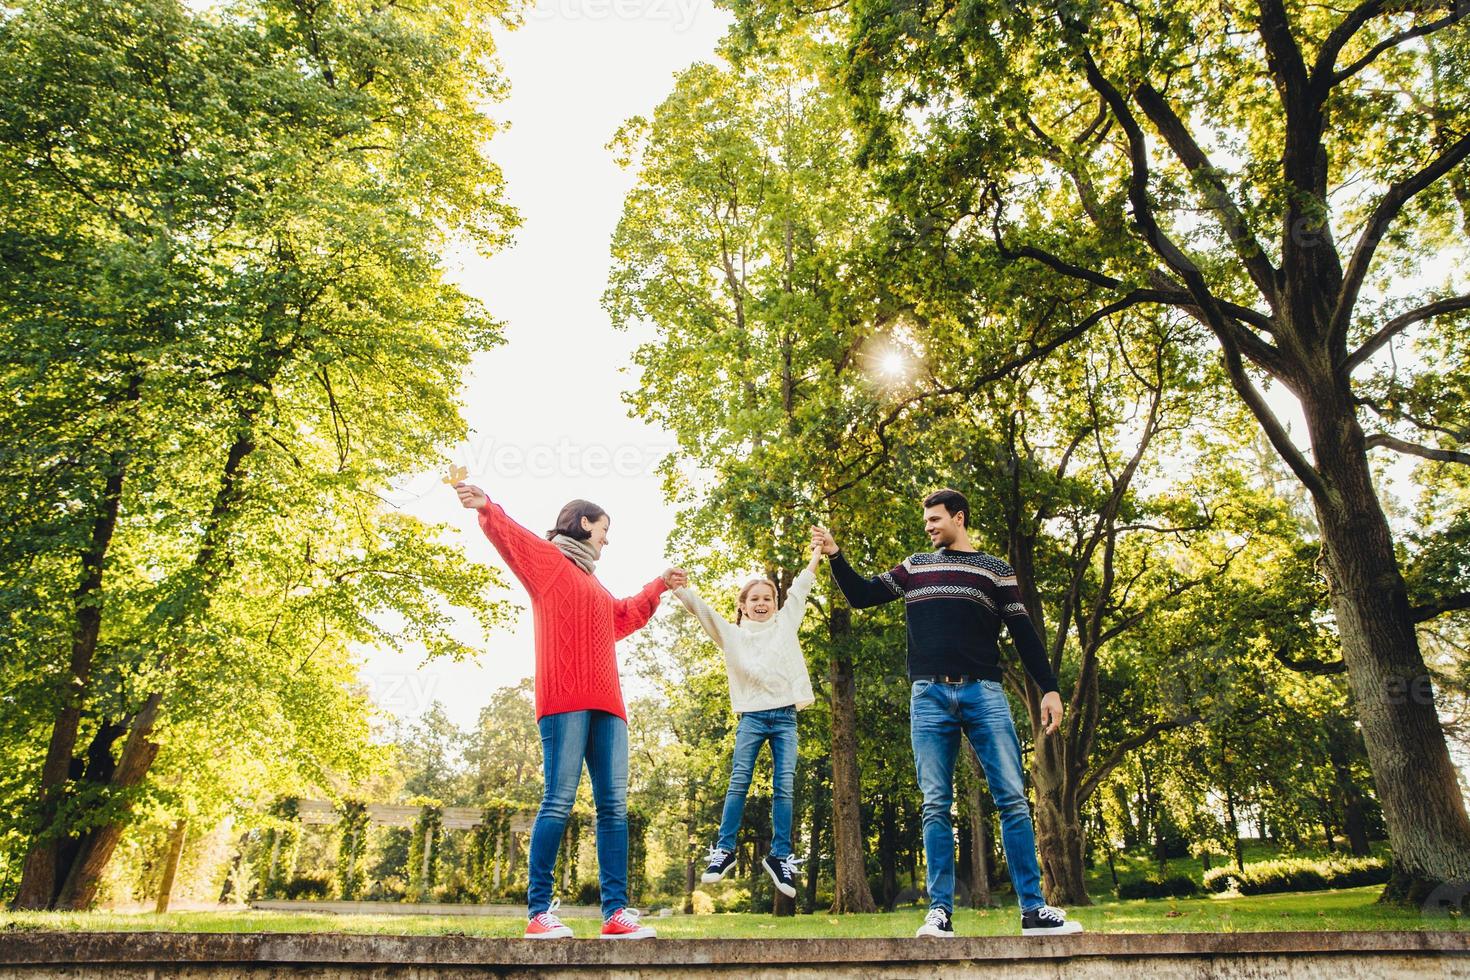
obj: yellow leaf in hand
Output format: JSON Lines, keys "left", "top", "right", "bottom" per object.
{"left": 442, "top": 464, "right": 468, "bottom": 485}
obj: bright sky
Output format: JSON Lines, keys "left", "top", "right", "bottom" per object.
{"left": 357, "top": 1, "right": 733, "bottom": 729}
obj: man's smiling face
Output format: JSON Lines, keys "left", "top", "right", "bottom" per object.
{"left": 924, "top": 503, "right": 966, "bottom": 549}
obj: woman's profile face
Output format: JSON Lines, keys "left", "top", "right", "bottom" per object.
{"left": 582, "top": 514, "right": 610, "bottom": 558}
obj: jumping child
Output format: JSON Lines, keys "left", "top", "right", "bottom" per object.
{"left": 673, "top": 544, "right": 822, "bottom": 899}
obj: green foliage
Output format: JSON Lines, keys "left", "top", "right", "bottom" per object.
{"left": 1203, "top": 856, "right": 1391, "bottom": 896}
{"left": 406, "top": 799, "right": 444, "bottom": 901}
{"left": 335, "top": 801, "right": 369, "bottom": 901}
{"left": 1117, "top": 874, "right": 1200, "bottom": 900}
{"left": 280, "top": 873, "right": 332, "bottom": 902}
{"left": 0, "top": 0, "right": 519, "bottom": 906}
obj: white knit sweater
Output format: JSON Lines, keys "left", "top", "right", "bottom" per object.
{"left": 674, "top": 567, "right": 818, "bottom": 714}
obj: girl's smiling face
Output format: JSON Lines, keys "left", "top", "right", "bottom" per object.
{"left": 739, "top": 581, "right": 778, "bottom": 623}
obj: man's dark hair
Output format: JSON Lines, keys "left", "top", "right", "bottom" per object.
{"left": 923, "top": 488, "right": 970, "bottom": 528}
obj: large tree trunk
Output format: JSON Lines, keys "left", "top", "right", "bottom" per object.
{"left": 18, "top": 423, "right": 258, "bottom": 910}
{"left": 12, "top": 456, "right": 128, "bottom": 910}
{"left": 1033, "top": 771, "right": 1089, "bottom": 906}
{"left": 54, "top": 693, "right": 165, "bottom": 909}
{"left": 1303, "top": 393, "right": 1470, "bottom": 900}
{"left": 827, "top": 605, "right": 876, "bottom": 913}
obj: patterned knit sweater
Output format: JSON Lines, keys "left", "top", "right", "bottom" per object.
{"left": 829, "top": 548, "right": 1059, "bottom": 693}
{"left": 476, "top": 500, "right": 666, "bottom": 721}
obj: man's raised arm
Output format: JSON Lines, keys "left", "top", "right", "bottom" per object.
{"left": 811, "top": 524, "right": 907, "bottom": 610}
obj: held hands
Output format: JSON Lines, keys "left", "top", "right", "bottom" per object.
{"left": 454, "top": 482, "right": 488, "bottom": 510}
{"left": 809, "top": 524, "right": 838, "bottom": 557}
{"left": 1040, "top": 691, "right": 1064, "bottom": 736}
{"left": 806, "top": 540, "right": 824, "bottom": 572}
{"left": 662, "top": 567, "right": 689, "bottom": 590}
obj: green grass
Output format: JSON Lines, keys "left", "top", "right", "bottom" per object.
{"left": 1, "top": 887, "right": 1463, "bottom": 939}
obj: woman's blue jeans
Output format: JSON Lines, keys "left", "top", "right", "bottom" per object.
{"left": 715, "top": 706, "right": 797, "bottom": 858}
{"left": 527, "top": 710, "right": 628, "bottom": 919}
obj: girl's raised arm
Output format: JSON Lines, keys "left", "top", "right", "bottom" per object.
{"left": 775, "top": 543, "right": 823, "bottom": 630}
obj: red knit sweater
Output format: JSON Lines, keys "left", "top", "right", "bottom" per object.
{"left": 476, "top": 500, "right": 666, "bottom": 721}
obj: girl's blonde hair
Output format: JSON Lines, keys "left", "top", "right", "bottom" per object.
{"left": 735, "top": 577, "right": 779, "bottom": 625}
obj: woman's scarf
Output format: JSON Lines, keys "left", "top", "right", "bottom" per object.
{"left": 551, "top": 534, "right": 597, "bottom": 575}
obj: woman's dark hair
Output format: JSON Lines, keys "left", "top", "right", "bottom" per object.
{"left": 923, "top": 488, "right": 970, "bottom": 528}
{"left": 546, "top": 499, "right": 609, "bottom": 541}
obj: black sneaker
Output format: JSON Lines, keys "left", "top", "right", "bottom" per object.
{"left": 915, "top": 906, "right": 954, "bottom": 937}
{"left": 700, "top": 846, "right": 736, "bottom": 884}
{"left": 761, "top": 853, "right": 802, "bottom": 899}
{"left": 1021, "top": 904, "right": 1083, "bottom": 935}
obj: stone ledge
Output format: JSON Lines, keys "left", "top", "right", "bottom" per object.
{"left": 0, "top": 930, "right": 1465, "bottom": 967}
{"left": 249, "top": 901, "right": 605, "bottom": 919}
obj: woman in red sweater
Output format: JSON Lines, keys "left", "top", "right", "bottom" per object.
{"left": 455, "top": 483, "right": 682, "bottom": 940}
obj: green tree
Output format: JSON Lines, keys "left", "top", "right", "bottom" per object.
{"left": 606, "top": 39, "right": 924, "bottom": 912}
{"left": 728, "top": 0, "right": 1470, "bottom": 897}
{"left": 1, "top": 0, "right": 517, "bottom": 909}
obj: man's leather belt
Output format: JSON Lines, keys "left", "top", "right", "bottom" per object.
{"left": 911, "top": 674, "right": 980, "bottom": 685}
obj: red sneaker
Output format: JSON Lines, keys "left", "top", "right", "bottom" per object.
{"left": 525, "top": 899, "right": 573, "bottom": 939}
{"left": 600, "top": 907, "right": 655, "bottom": 939}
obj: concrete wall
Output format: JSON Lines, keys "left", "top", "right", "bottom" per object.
{"left": 0, "top": 930, "right": 1466, "bottom": 978}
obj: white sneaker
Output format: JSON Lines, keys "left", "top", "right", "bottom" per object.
{"left": 916, "top": 906, "right": 955, "bottom": 937}
{"left": 1021, "top": 904, "right": 1083, "bottom": 935}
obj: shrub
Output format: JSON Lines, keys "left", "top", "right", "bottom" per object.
{"left": 690, "top": 889, "right": 715, "bottom": 915}
{"left": 575, "top": 880, "right": 601, "bottom": 907}
{"left": 281, "top": 873, "right": 332, "bottom": 901}
{"left": 1202, "top": 856, "right": 1388, "bottom": 895}
{"left": 1203, "top": 867, "right": 1237, "bottom": 894}
{"left": 1118, "top": 874, "right": 1200, "bottom": 899}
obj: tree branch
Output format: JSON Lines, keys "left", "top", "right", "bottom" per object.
{"left": 1364, "top": 433, "right": 1470, "bottom": 464}
{"left": 1343, "top": 293, "right": 1470, "bottom": 373}
{"left": 1079, "top": 713, "right": 1202, "bottom": 803}
{"left": 1413, "top": 592, "right": 1470, "bottom": 623}
{"left": 1133, "top": 83, "right": 1280, "bottom": 308}
{"left": 1313, "top": 0, "right": 1389, "bottom": 88}
{"left": 998, "top": 235, "right": 1281, "bottom": 337}
{"left": 1218, "top": 322, "right": 1332, "bottom": 499}
{"left": 1256, "top": 0, "right": 1313, "bottom": 113}
{"left": 1273, "top": 645, "right": 1347, "bottom": 675}
{"left": 1357, "top": 394, "right": 1469, "bottom": 443}
{"left": 1331, "top": 129, "right": 1470, "bottom": 350}
{"left": 1331, "top": 7, "right": 1467, "bottom": 86}
{"left": 1074, "top": 44, "right": 1288, "bottom": 378}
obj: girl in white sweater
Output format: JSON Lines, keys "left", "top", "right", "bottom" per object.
{"left": 674, "top": 545, "right": 821, "bottom": 899}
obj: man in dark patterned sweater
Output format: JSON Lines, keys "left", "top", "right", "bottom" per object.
{"left": 811, "top": 488, "right": 1082, "bottom": 938}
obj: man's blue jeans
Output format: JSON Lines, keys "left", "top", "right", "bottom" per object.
{"left": 528, "top": 710, "right": 628, "bottom": 919}
{"left": 715, "top": 706, "right": 798, "bottom": 858}
{"left": 910, "top": 679, "right": 1045, "bottom": 913}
